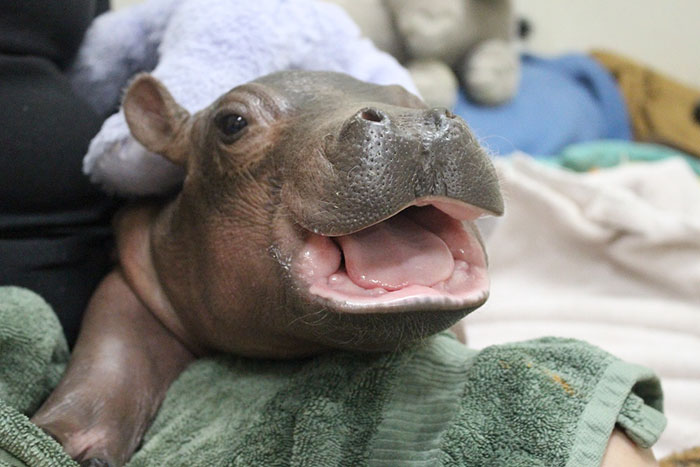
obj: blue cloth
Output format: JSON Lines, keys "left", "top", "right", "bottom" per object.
{"left": 454, "top": 54, "right": 632, "bottom": 156}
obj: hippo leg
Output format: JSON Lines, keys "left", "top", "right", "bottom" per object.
{"left": 31, "top": 271, "right": 194, "bottom": 466}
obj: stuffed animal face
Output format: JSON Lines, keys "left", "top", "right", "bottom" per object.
{"left": 325, "top": 0, "right": 520, "bottom": 107}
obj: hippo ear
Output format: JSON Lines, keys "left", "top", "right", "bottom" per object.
{"left": 123, "top": 74, "right": 191, "bottom": 166}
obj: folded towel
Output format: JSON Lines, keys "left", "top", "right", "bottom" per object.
{"left": 0, "top": 287, "right": 665, "bottom": 466}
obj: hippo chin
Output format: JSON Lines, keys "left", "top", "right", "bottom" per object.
{"left": 31, "top": 70, "right": 502, "bottom": 465}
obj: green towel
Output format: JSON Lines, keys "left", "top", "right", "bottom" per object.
{"left": 0, "top": 287, "right": 74, "bottom": 467}
{"left": 0, "top": 286, "right": 666, "bottom": 467}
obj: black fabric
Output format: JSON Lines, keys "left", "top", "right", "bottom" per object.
{"left": 96, "top": 0, "right": 111, "bottom": 16}
{"left": 0, "top": 1, "right": 97, "bottom": 69}
{"left": 0, "top": 0, "right": 118, "bottom": 347}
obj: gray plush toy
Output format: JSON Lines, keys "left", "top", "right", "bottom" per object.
{"left": 325, "top": 0, "right": 521, "bottom": 108}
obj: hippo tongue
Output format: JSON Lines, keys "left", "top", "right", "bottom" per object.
{"left": 336, "top": 214, "right": 455, "bottom": 291}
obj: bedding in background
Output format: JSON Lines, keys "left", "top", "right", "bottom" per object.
{"left": 555, "top": 140, "right": 700, "bottom": 176}
{"left": 462, "top": 154, "right": 700, "bottom": 456}
{"left": 453, "top": 54, "right": 631, "bottom": 156}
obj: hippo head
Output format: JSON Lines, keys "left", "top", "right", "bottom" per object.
{"left": 123, "top": 71, "right": 502, "bottom": 355}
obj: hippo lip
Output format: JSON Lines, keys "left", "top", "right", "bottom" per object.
{"left": 293, "top": 197, "right": 490, "bottom": 313}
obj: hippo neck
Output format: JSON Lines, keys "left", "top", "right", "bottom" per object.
{"left": 147, "top": 194, "right": 327, "bottom": 358}
{"left": 115, "top": 202, "right": 205, "bottom": 355}
{"left": 147, "top": 196, "right": 224, "bottom": 354}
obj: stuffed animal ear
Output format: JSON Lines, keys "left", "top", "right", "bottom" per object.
{"left": 123, "top": 74, "right": 191, "bottom": 167}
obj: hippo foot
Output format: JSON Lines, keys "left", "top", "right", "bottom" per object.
{"left": 40, "top": 427, "right": 114, "bottom": 466}
{"left": 33, "top": 383, "right": 148, "bottom": 466}
{"left": 32, "top": 271, "right": 195, "bottom": 466}
{"left": 80, "top": 459, "right": 114, "bottom": 467}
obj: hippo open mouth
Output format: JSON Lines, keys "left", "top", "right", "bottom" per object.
{"left": 294, "top": 197, "right": 489, "bottom": 312}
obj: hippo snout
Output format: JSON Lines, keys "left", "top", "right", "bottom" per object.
{"left": 276, "top": 86, "right": 504, "bottom": 320}
{"left": 286, "top": 103, "right": 503, "bottom": 237}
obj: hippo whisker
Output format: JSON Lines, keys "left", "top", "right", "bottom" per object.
{"left": 290, "top": 309, "right": 330, "bottom": 327}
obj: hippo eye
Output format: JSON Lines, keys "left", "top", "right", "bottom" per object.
{"left": 216, "top": 113, "right": 248, "bottom": 141}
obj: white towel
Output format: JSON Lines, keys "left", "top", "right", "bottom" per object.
{"left": 458, "top": 155, "right": 700, "bottom": 456}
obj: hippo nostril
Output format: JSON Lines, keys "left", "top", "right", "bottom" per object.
{"left": 427, "top": 108, "right": 456, "bottom": 129}
{"left": 359, "top": 108, "right": 385, "bottom": 123}
{"left": 430, "top": 108, "right": 454, "bottom": 119}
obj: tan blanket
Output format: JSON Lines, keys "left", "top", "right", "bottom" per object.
{"left": 592, "top": 49, "right": 700, "bottom": 159}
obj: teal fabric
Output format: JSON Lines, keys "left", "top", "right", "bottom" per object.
{"left": 0, "top": 286, "right": 666, "bottom": 466}
{"left": 555, "top": 139, "right": 700, "bottom": 175}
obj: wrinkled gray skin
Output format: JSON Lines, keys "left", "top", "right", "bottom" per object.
{"left": 31, "top": 71, "right": 502, "bottom": 466}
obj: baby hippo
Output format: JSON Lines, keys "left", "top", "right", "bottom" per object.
{"left": 31, "top": 71, "right": 503, "bottom": 465}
